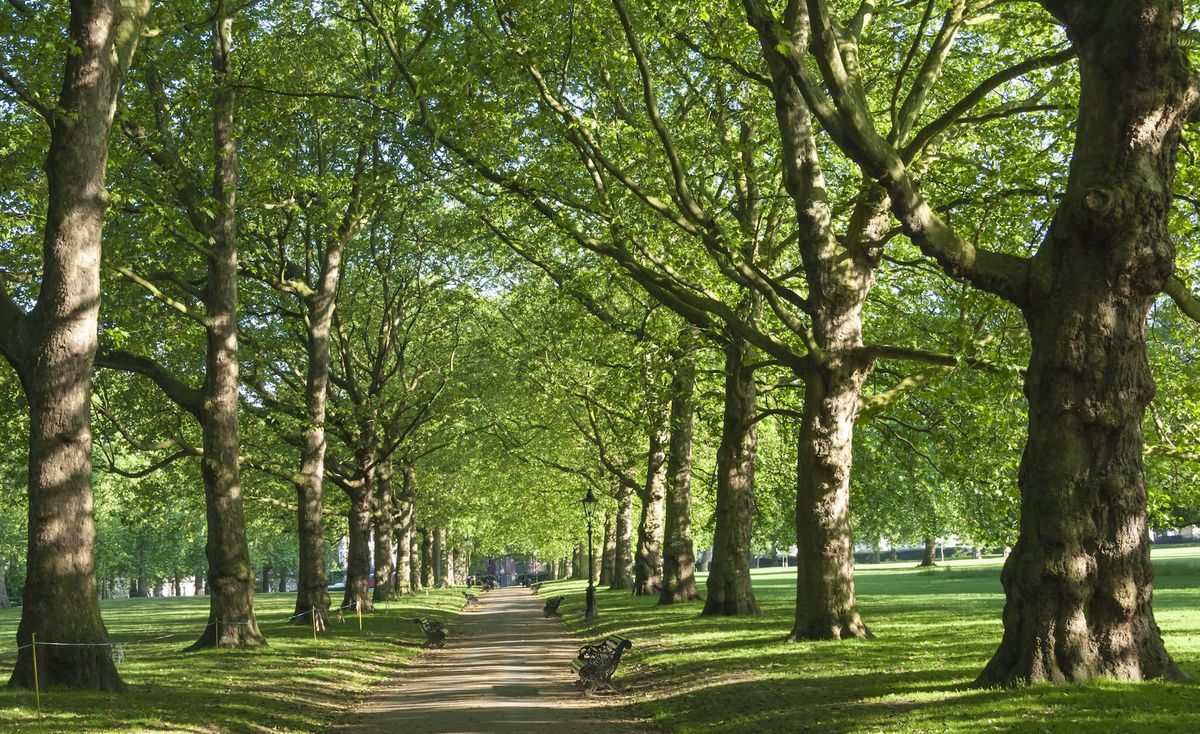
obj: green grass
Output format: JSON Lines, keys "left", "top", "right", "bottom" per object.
{"left": 544, "top": 546, "right": 1200, "bottom": 733}
{"left": 0, "top": 589, "right": 464, "bottom": 732}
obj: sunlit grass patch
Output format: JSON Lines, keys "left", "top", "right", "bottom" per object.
{"left": 544, "top": 546, "right": 1200, "bottom": 733}
{"left": 0, "top": 589, "right": 463, "bottom": 732}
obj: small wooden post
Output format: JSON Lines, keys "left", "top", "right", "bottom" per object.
{"left": 31, "top": 633, "right": 41, "bottom": 721}
{"left": 357, "top": 600, "right": 363, "bottom": 633}
{"left": 215, "top": 620, "right": 220, "bottom": 649}
{"left": 311, "top": 607, "right": 317, "bottom": 642}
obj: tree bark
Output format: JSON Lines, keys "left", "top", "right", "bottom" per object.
{"left": 660, "top": 336, "right": 700, "bottom": 604}
{"left": 420, "top": 528, "right": 434, "bottom": 588}
{"left": 433, "top": 527, "right": 447, "bottom": 588}
{"left": 704, "top": 337, "right": 761, "bottom": 616}
{"left": 372, "top": 462, "right": 395, "bottom": 602}
{"left": 260, "top": 565, "right": 271, "bottom": 594}
{"left": 920, "top": 537, "right": 937, "bottom": 567}
{"left": 1, "top": 0, "right": 149, "bottom": 692}
{"left": 393, "top": 464, "right": 416, "bottom": 594}
{"left": 452, "top": 548, "right": 465, "bottom": 585}
{"left": 599, "top": 515, "right": 615, "bottom": 587}
{"left": 409, "top": 514, "right": 421, "bottom": 591}
{"left": 610, "top": 485, "right": 634, "bottom": 590}
{"left": 634, "top": 414, "right": 668, "bottom": 595}
{"left": 976, "top": 0, "right": 1191, "bottom": 685}
{"left": 341, "top": 478, "right": 375, "bottom": 613}
{"left": 571, "top": 542, "right": 585, "bottom": 580}
{"left": 791, "top": 357, "right": 872, "bottom": 640}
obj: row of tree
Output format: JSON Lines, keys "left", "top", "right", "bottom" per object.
{"left": 3, "top": 0, "right": 1200, "bottom": 695}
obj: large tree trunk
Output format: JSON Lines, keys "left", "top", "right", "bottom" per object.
{"left": 2, "top": 0, "right": 148, "bottom": 692}
{"left": 660, "top": 337, "right": 700, "bottom": 604}
{"left": 976, "top": 1, "right": 1190, "bottom": 685}
{"left": 452, "top": 548, "right": 465, "bottom": 585}
{"left": 291, "top": 208, "right": 346, "bottom": 628}
{"left": 420, "top": 528, "right": 434, "bottom": 588}
{"left": 634, "top": 415, "right": 668, "bottom": 595}
{"left": 445, "top": 539, "right": 457, "bottom": 586}
{"left": 190, "top": 13, "right": 262, "bottom": 651}
{"left": 704, "top": 337, "right": 760, "bottom": 616}
{"left": 393, "top": 465, "right": 416, "bottom": 594}
{"left": 409, "top": 515, "right": 421, "bottom": 591}
{"left": 372, "top": 462, "right": 395, "bottom": 602}
{"left": 610, "top": 485, "right": 634, "bottom": 590}
{"left": 433, "top": 527, "right": 447, "bottom": 588}
{"left": 791, "top": 358, "right": 872, "bottom": 641}
{"left": 919, "top": 537, "right": 936, "bottom": 567}
{"left": 571, "top": 543, "right": 585, "bottom": 580}
{"left": 341, "top": 479, "right": 375, "bottom": 613}
{"left": 260, "top": 565, "right": 271, "bottom": 594}
{"left": 598, "top": 516, "right": 615, "bottom": 587}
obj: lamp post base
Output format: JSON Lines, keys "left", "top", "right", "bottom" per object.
{"left": 585, "top": 584, "right": 597, "bottom": 619}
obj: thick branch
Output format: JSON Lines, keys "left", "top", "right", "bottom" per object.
{"left": 1166, "top": 275, "right": 1200, "bottom": 323}
{"left": 95, "top": 349, "right": 204, "bottom": 418}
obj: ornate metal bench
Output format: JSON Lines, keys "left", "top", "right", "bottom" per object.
{"left": 463, "top": 591, "right": 478, "bottom": 606}
{"left": 543, "top": 595, "right": 565, "bottom": 617}
{"left": 413, "top": 617, "right": 446, "bottom": 648}
{"left": 529, "top": 582, "right": 542, "bottom": 595}
{"left": 571, "top": 634, "right": 632, "bottom": 696}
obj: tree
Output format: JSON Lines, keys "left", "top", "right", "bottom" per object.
{"left": 0, "top": 0, "right": 149, "bottom": 690}
{"left": 743, "top": 0, "right": 1196, "bottom": 682}
{"left": 98, "top": 0, "right": 263, "bottom": 649}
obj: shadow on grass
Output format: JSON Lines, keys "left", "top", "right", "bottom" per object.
{"left": 541, "top": 549, "right": 1200, "bottom": 734}
{"left": 0, "top": 589, "right": 465, "bottom": 732}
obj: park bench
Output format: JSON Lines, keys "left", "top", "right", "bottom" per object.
{"left": 571, "top": 634, "right": 632, "bottom": 696}
{"left": 413, "top": 617, "right": 447, "bottom": 648}
{"left": 543, "top": 595, "right": 565, "bottom": 617}
{"left": 529, "top": 582, "right": 542, "bottom": 594}
{"left": 463, "top": 591, "right": 478, "bottom": 606}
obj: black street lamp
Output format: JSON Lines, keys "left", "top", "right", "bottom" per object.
{"left": 583, "top": 486, "right": 598, "bottom": 619}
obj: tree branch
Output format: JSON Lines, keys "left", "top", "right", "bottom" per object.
{"left": 95, "top": 349, "right": 204, "bottom": 418}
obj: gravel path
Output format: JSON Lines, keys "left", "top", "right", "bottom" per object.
{"left": 336, "top": 586, "right": 650, "bottom": 733}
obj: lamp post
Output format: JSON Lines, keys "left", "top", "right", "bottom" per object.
{"left": 583, "top": 486, "right": 598, "bottom": 619}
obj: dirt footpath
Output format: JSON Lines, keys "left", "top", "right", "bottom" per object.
{"left": 336, "top": 586, "right": 650, "bottom": 733}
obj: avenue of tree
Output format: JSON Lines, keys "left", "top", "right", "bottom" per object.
{"left": 3, "top": 0, "right": 1200, "bottom": 695}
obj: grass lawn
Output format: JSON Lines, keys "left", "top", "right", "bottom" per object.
{"left": 545, "top": 546, "right": 1200, "bottom": 733}
{"left": 0, "top": 589, "right": 463, "bottom": 732}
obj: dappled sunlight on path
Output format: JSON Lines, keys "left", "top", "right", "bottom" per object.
{"left": 335, "top": 587, "right": 650, "bottom": 733}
